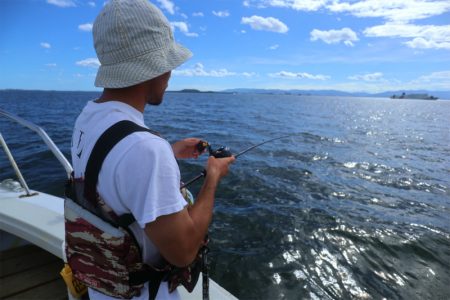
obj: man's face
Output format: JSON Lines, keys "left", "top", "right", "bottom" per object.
{"left": 146, "top": 71, "right": 171, "bottom": 106}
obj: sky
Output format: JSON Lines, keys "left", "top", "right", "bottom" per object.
{"left": 1, "top": 0, "right": 450, "bottom": 92}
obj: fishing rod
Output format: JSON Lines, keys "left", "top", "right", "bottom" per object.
{"left": 180, "top": 134, "right": 298, "bottom": 189}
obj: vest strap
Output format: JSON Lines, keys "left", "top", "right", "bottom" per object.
{"left": 84, "top": 120, "right": 156, "bottom": 211}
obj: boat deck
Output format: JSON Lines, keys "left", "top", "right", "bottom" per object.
{"left": 0, "top": 244, "right": 67, "bottom": 300}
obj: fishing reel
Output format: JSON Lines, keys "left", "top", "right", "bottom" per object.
{"left": 196, "top": 141, "right": 233, "bottom": 158}
{"left": 208, "top": 146, "right": 233, "bottom": 158}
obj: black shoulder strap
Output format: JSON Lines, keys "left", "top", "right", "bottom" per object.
{"left": 83, "top": 120, "right": 156, "bottom": 218}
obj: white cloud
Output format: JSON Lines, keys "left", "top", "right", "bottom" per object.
{"left": 271, "top": 0, "right": 328, "bottom": 11}
{"left": 348, "top": 72, "right": 384, "bottom": 81}
{"left": 40, "top": 42, "right": 51, "bottom": 49}
{"left": 173, "top": 63, "right": 255, "bottom": 77}
{"left": 241, "top": 16, "right": 289, "bottom": 33}
{"left": 409, "top": 70, "right": 450, "bottom": 90}
{"left": 327, "top": 0, "right": 450, "bottom": 23}
{"left": 252, "top": 71, "right": 450, "bottom": 93}
{"left": 244, "top": 0, "right": 328, "bottom": 11}
{"left": 415, "top": 70, "right": 450, "bottom": 82}
{"left": 46, "top": 63, "right": 57, "bottom": 67}
{"left": 170, "top": 22, "right": 198, "bottom": 37}
{"left": 247, "top": 1, "right": 450, "bottom": 23}
{"left": 46, "top": 0, "right": 76, "bottom": 7}
{"left": 213, "top": 10, "right": 230, "bottom": 17}
{"left": 242, "top": 72, "right": 257, "bottom": 77}
{"left": 364, "top": 23, "right": 450, "bottom": 50}
{"left": 78, "top": 23, "right": 93, "bottom": 32}
{"left": 193, "top": 12, "right": 204, "bottom": 17}
{"left": 269, "top": 44, "right": 279, "bottom": 50}
{"left": 405, "top": 37, "right": 450, "bottom": 50}
{"left": 269, "top": 71, "right": 330, "bottom": 80}
{"left": 310, "top": 27, "right": 358, "bottom": 46}
{"left": 88, "top": 1, "right": 96, "bottom": 7}
{"left": 76, "top": 58, "right": 100, "bottom": 68}
{"left": 156, "top": 0, "right": 175, "bottom": 15}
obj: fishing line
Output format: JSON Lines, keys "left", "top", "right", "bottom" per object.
{"left": 180, "top": 133, "right": 301, "bottom": 189}
{"left": 234, "top": 134, "right": 295, "bottom": 158}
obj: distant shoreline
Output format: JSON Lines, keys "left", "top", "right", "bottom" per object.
{"left": 1, "top": 88, "right": 449, "bottom": 100}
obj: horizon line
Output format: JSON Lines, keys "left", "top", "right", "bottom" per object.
{"left": 1, "top": 88, "right": 449, "bottom": 95}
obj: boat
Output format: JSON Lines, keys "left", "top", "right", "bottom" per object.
{"left": 0, "top": 109, "right": 237, "bottom": 300}
{"left": 390, "top": 92, "right": 438, "bottom": 100}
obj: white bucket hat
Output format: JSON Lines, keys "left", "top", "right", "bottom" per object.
{"left": 93, "top": 0, "right": 192, "bottom": 88}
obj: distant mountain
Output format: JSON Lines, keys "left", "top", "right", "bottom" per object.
{"left": 223, "top": 88, "right": 450, "bottom": 100}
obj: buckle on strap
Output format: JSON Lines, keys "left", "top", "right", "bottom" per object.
{"left": 117, "top": 213, "right": 135, "bottom": 228}
{"left": 129, "top": 266, "right": 170, "bottom": 300}
{"left": 129, "top": 265, "right": 170, "bottom": 286}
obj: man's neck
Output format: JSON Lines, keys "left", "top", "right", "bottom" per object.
{"left": 97, "top": 85, "right": 147, "bottom": 113}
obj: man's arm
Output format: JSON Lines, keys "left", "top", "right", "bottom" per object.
{"left": 144, "top": 156, "right": 234, "bottom": 267}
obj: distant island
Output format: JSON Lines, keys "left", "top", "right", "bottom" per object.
{"left": 178, "top": 89, "right": 202, "bottom": 93}
{"left": 171, "top": 89, "right": 231, "bottom": 94}
{"left": 390, "top": 92, "right": 438, "bottom": 100}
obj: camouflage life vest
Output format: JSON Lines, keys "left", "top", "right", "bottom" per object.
{"left": 64, "top": 120, "right": 205, "bottom": 299}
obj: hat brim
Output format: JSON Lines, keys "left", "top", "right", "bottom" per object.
{"left": 95, "top": 42, "right": 192, "bottom": 88}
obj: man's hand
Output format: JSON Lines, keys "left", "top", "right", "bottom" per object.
{"left": 205, "top": 155, "right": 235, "bottom": 183}
{"left": 172, "top": 138, "right": 206, "bottom": 159}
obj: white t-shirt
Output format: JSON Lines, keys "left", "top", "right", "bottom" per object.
{"left": 71, "top": 101, "right": 187, "bottom": 300}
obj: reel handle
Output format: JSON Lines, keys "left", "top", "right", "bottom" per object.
{"left": 196, "top": 140, "right": 209, "bottom": 153}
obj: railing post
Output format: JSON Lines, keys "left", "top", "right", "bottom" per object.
{"left": 0, "top": 133, "right": 34, "bottom": 196}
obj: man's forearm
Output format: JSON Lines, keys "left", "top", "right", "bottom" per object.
{"left": 145, "top": 157, "right": 233, "bottom": 267}
{"left": 187, "top": 175, "right": 220, "bottom": 243}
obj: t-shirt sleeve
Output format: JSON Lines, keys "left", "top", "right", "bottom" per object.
{"left": 114, "top": 137, "right": 187, "bottom": 228}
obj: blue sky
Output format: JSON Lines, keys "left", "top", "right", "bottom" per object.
{"left": 1, "top": 0, "right": 449, "bottom": 92}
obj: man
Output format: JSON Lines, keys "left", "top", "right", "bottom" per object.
{"left": 70, "top": 0, "right": 235, "bottom": 299}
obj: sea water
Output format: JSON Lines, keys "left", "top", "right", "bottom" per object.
{"left": 1, "top": 90, "right": 449, "bottom": 299}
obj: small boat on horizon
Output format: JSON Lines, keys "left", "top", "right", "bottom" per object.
{"left": 390, "top": 92, "right": 438, "bottom": 100}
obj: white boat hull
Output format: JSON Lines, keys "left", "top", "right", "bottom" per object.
{"left": 0, "top": 183, "right": 237, "bottom": 299}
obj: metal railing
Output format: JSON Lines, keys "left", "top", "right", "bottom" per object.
{"left": 0, "top": 109, "right": 73, "bottom": 195}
